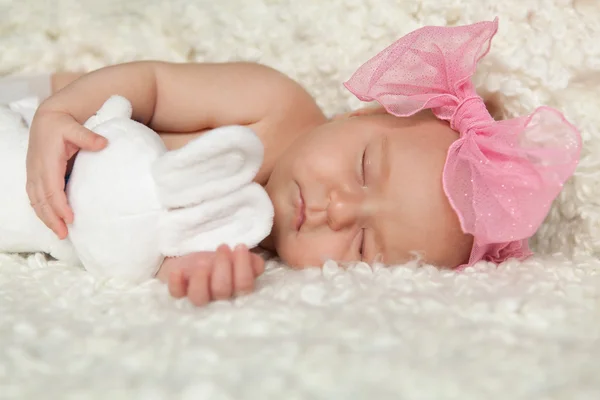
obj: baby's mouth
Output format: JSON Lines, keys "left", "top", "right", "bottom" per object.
{"left": 295, "top": 183, "right": 306, "bottom": 231}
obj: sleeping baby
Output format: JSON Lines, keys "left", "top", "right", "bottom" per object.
{"left": 1, "top": 19, "right": 581, "bottom": 306}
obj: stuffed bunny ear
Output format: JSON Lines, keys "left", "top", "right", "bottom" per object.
{"left": 158, "top": 183, "right": 274, "bottom": 256}
{"left": 152, "top": 125, "right": 264, "bottom": 208}
{"left": 153, "top": 125, "right": 274, "bottom": 255}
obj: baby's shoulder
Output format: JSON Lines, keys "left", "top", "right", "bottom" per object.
{"left": 242, "top": 62, "right": 324, "bottom": 122}
{"left": 237, "top": 63, "right": 327, "bottom": 183}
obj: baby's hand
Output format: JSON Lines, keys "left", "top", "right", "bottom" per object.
{"left": 26, "top": 107, "right": 107, "bottom": 239}
{"left": 159, "top": 244, "right": 265, "bottom": 307}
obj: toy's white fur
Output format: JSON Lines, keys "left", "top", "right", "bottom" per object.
{"left": 72, "top": 96, "right": 273, "bottom": 281}
{"left": 1, "top": 0, "right": 600, "bottom": 398}
{"left": 0, "top": 96, "right": 273, "bottom": 282}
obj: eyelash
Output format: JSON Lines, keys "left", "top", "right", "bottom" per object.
{"left": 361, "top": 148, "right": 367, "bottom": 186}
{"left": 358, "top": 229, "right": 365, "bottom": 258}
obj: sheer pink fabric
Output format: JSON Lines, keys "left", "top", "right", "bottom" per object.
{"left": 344, "top": 18, "right": 582, "bottom": 267}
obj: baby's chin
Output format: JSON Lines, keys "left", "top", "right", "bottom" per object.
{"left": 271, "top": 238, "right": 316, "bottom": 269}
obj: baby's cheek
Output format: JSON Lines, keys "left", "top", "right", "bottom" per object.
{"left": 278, "top": 232, "right": 345, "bottom": 268}
{"left": 297, "top": 143, "right": 347, "bottom": 178}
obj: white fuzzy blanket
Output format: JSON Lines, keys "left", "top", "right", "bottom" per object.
{"left": 2, "top": 0, "right": 600, "bottom": 398}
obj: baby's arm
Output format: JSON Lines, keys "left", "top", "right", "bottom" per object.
{"left": 51, "top": 72, "right": 85, "bottom": 94}
{"left": 27, "top": 61, "right": 320, "bottom": 238}
{"left": 44, "top": 62, "right": 307, "bottom": 133}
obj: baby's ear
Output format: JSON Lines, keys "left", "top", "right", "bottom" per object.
{"left": 331, "top": 106, "right": 387, "bottom": 120}
{"left": 483, "top": 96, "right": 506, "bottom": 121}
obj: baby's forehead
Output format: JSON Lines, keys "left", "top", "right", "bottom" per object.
{"left": 345, "top": 111, "right": 454, "bottom": 141}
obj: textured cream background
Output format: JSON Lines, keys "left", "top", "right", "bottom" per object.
{"left": 1, "top": 0, "right": 600, "bottom": 399}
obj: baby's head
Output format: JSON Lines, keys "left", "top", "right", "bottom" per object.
{"left": 264, "top": 18, "right": 581, "bottom": 269}
{"left": 264, "top": 108, "right": 473, "bottom": 268}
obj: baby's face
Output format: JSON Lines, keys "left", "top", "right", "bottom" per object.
{"left": 264, "top": 111, "right": 473, "bottom": 268}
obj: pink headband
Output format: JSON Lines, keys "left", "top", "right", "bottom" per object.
{"left": 344, "top": 18, "right": 582, "bottom": 267}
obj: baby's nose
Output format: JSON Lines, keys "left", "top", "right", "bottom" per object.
{"left": 327, "top": 188, "right": 366, "bottom": 231}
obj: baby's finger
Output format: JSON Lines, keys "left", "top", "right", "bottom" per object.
{"left": 187, "top": 265, "right": 212, "bottom": 307}
{"left": 211, "top": 245, "right": 234, "bottom": 300}
{"left": 34, "top": 185, "right": 68, "bottom": 239}
{"left": 168, "top": 268, "right": 188, "bottom": 299}
{"left": 25, "top": 180, "right": 37, "bottom": 207}
{"left": 250, "top": 253, "right": 265, "bottom": 277}
{"left": 43, "top": 170, "right": 73, "bottom": 225}
{"left": 51, "top": 187, "right": 73, "bottom": 226}
{"left": 64, "top": 124, "right": 107, "bottom": 152}
{"left": 178, "top": 252, "right": 216, "bottom": 279}
{"left": 233, "top": 245, "right": 255, "bottom": 295}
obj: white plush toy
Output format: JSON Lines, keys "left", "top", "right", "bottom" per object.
{"left": 0, "top": 95, "right": 274, "bottom": 282}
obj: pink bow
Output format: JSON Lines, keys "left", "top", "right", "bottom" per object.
{"left": 344, "top": 18, "right": 582, "bottom": 266}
